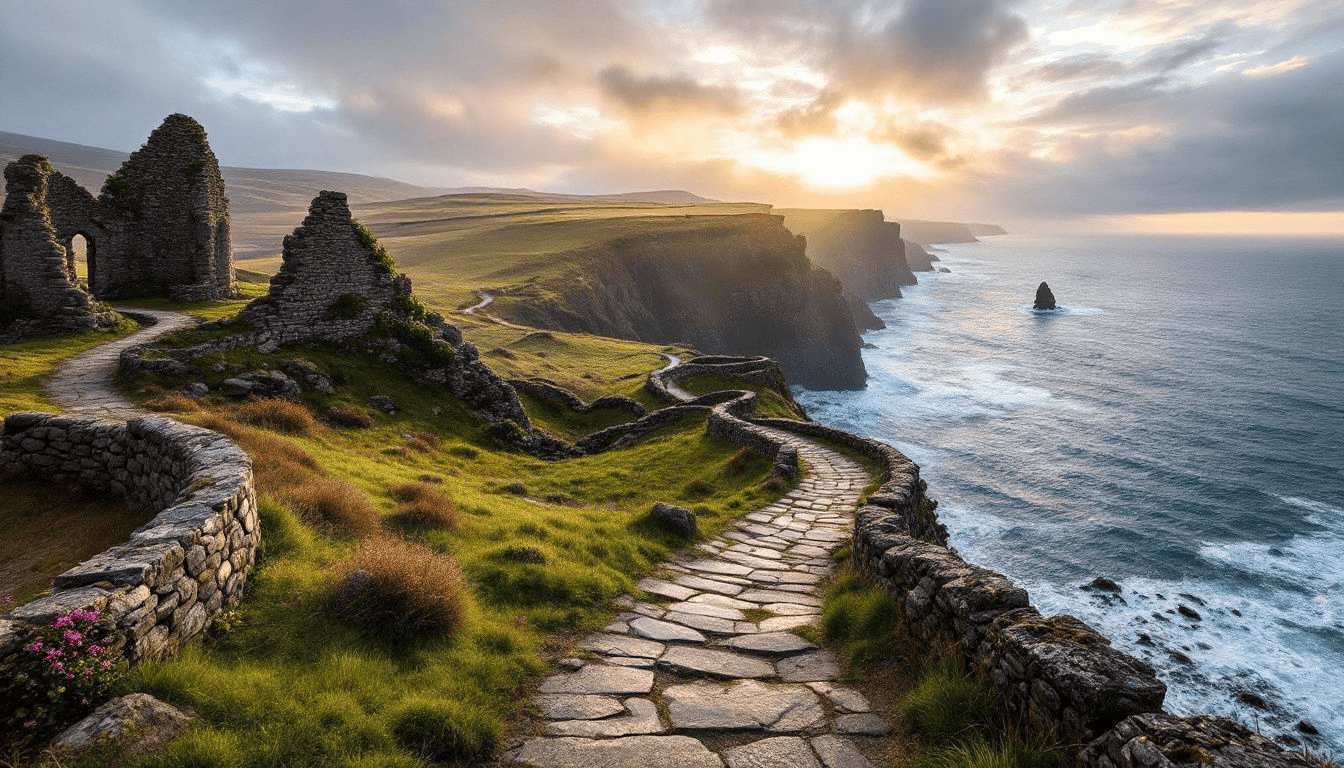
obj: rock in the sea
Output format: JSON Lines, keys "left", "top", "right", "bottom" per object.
{"left": 1033, "top": 281, "right": 1057, "bottom": 310}
{"left": 1086, "top": 577, "right": 1122, "bottom": 593}
{"left": 649, "top": 502, "right": 697, "bottom": 537}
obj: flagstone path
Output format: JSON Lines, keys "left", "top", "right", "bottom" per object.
{"left": 43, "top": 308, "right": 194, "bottom": 418}
{"left": 503, "top": 429, "right": 891, "bottom": 768}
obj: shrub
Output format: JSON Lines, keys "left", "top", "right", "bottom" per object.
{"left": 724, "top": 447, "right": 753, "bottom": 475}
{"left": 388, "top": 483, "right": 459, "bottom": 531}
{"left": 327, "top": 293, "right": 368, "bottom": 320}
{"left": 0, "top": 609, "right": 125, "bottom": 735}
{"left": 332, "top": 538, "right": 468, "bottom": 641}
{"left": 287, "top": 478, "right": 380, "bottom": 539}
{"left": 682, "top": 478, "right": 711, "bottom": 496}
{"left": 234, "top": 399, "right": 319, "bottom": 436}
{"left": 325, "top": 404, "right": 375, "bottom": 429}
{"left": 902, "top": 660, "right": 995, "bottom": 746}
{"left": 501, "top": 481, "right": 527, "bottom": 496}
{"left": 386, "top": 696, "right": 499, "bottom": 762}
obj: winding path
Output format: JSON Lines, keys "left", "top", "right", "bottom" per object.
{"left": 503, "top": 363, "right": 890, "bottom": 768}
{"left": 44, "top": 308, "right": 194, "bottom": 418}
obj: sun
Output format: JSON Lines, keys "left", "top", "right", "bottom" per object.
{"left": 744, "top": 135, "right": 935, "bottom": 190}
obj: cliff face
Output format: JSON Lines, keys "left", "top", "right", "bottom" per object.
{"left": 501, "top": 214, "right": 867, "bottom": 390}
{"left": 785, "top": 209, "right": 916, "bottom": 302}
{"left": 904, "top": 240, "right": 939, "bottom": 272}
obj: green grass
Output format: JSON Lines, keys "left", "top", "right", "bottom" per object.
{"left": 109, "top": 338, "right": 790, "bottom": 766}
{"left": 0, "top": 319, "right": 138, "bottom": 413}
{"left": 111, "top": 282, "right": 266, "bottom": 321}
{"left": 679, "top": 374, "right": 805, "bottom": 420}
{"left": 822, "top": 573, "right": 902, "bottom": 664}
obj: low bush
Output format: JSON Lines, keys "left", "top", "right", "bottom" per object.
{"left": 0, "top": 609, "right": 125, "bottom": 738}
{"left": 332, "top": 537, "right": 468, "bottom": 642}
{"left": 234, "top": 399, "right": 319, "bottom": 436}
{"left": 324, "top": 404, "right": 375, "bottom": 429}
{"left": 388, "top": 483, "right": 459, "bottom": 531}
{"left": 724, "top": 447, "right": 754, "bottom": 474}
{"left": 287, "top": 478, "right": 381, "bottom": 539}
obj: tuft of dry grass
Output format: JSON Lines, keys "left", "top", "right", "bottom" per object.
{"left": 724, "top": 447, "right": 753, "bottom": 475}
{"left": 324, "top": 404, "right": 375, "bottom": 429}
{"left": 286, "top": 477, "right": 381, "bottom": 539}
{"left": 193, "top": 414, "right": 320, "bottom": 493}
{"left": 331, "top": 536, "right": 468, "bottom": 641}
{"left": 144, "top": 393, "right": 202, "bottom": 413}
{"left": 234, "top": 399, "right": 320, "bottom": 436}
{"left": 389, "top": 483, "right": 460, "bottom": 531}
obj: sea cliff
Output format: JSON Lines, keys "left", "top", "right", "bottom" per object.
{"left": 496, "top": 213, "right": 868, "bottom": 390}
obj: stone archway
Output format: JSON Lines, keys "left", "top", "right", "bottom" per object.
{"left": 68, "top": 232, "right": 97, "bottom": 290}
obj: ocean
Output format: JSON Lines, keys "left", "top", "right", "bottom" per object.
{"left": 794, "top": 233, "right": 1344, "bottom": 751}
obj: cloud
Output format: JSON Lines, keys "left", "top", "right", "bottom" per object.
{"left": 597, "top": 66, "right": 742, "bottom": 117}
{"left": 1243, "top": 55, "right": 1313, "bottom": 77}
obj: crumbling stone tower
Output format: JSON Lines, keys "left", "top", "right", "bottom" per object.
{"left": 0, "top": 155, "right": 117, "bottom": 340}
{"left": 95, "top": 114, "right": 236, "bottom": 301}
{"left": 240, "top": 190, "right": 413, "bottom": 346}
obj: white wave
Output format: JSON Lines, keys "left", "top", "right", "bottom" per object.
{"left": 1016, "top": 304, "right": 1104, "bottom": 316}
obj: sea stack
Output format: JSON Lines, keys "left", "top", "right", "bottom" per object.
{"left": 1033, "top": 281, "right": 1057, "bottom": 310}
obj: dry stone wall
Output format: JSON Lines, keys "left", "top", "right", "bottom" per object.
{"left": 0, "top": 413, "right": 258, "bottom": 665}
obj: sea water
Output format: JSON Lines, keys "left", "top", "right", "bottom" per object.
{"left": 794, "top": 233, "right": 1344, "bottom": 751}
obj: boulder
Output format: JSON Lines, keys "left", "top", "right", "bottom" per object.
{"left": 649, "top": 502, "right": 698, "bottom": 537}
{"left": 54, "top": 693, "right": 196, "bottom": 756}
{"left": 1033, "top": 282, "right": 1057, "bottom": 310}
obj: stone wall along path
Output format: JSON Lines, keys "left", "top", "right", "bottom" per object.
{"left": 44, "top": 308, "right": 194, "bottom": 418}
{"left": 504, "top": 428, "right": 894, "bottom": 768}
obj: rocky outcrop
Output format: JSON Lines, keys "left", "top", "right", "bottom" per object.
{"left": 784, "top": 210, "right": 915, "bottom": 302}
{"left": 0, "top": 155, "right": 120, "bottom": 342}
{"left": 904, "top": 240, "right": 939, "bottom": 272}
{"left": 94, "top": 114, "right": 235, "bottom": 301}
{"left": 1080, "top": 712, "right": 1318, "bottom": 768}
{"left": 1034, "top": 281, "right": 1057, "bottom": 310}
{"left": 502, "top": 214, "right": 867, "bottom": 391}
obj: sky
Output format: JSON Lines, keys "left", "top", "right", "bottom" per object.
{"left": 1, "top": 0, "right": 1342, "bottom": 231}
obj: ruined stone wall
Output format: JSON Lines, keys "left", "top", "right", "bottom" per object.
{"left": 0, "top": 413, "right": 258, "bottom": 665}
{"left": 95, "top": 114, "right": 234, "bottom": 301}
{"left": 0, "top": 156, "right": 115, "bottom": 342}
{"left": 43, "top": 171, "right": 99, "bottom": 282}
{"left": 239, "top": 190, "right": 405, "bottom": 345}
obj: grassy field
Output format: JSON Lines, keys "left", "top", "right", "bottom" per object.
{"left": 108, "top": 332, "right": 790, "bottom": 767}
{"left": 0, "top": 320, "right": 138, "bottom": 413}
{"left": 233, "top": 195, "right": 771, "bottom": 311}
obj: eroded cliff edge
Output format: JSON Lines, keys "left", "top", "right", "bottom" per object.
{"left": 496, "top": 213, "right": 868, "bottom": 390}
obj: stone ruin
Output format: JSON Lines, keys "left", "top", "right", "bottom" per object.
{"left": 0, "top": 114, "right": 235, "bottom": 341}
{"left": 0, "top": 156, "right": 119, "bottom": 341}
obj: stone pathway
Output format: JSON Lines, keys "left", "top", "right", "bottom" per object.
{"left": 44, "top": 308, "right": 194, "bottom": 418}
{"left": 504, "top": 432, "right": 888, "bottom": 768}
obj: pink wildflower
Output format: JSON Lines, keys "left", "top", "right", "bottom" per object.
{"left": 63, "top": 629, "right": 83, "bottom": 645}
{"left": 88, "top": 644, "right": 102, "bottom": 655}
{"left": 71, "top": 609, "right": 99, "bottom": 622}
{"left": 100, "top": 660, "right": 111, "bottom": 670}
{"left": 53, "top": 615, "right": 73, "bottom": 629}
{"left": 25, "top": 641, "right": 43, "bottom": 652}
